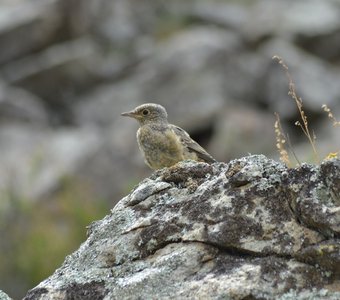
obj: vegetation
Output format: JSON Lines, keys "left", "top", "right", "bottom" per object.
{"left": 273, "top": 56, "right": 339, "bottom": 166}
{"left": 0, "top": 177, "right": 109, "bottom": 298}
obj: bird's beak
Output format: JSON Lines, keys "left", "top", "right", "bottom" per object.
{"left": 121, "top": 110, "right": 137, "bottom": 118}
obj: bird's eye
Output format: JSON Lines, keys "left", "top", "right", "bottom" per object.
{"left": 142, "top": 109, "right": 150, "bottom": 116}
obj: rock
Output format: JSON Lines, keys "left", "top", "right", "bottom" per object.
{"left": 189, "top": 1, "right": 249, "bottom": 31}
{"left": 209, "top": 106, "right": 276, "bottom": 161}
{"left": 295, "top": 30, "right": 340, "bottom": 62}
{"left": 1, "top": 37, "right": 100, "bottom": 124}
{"left": 261, "top": 39, "right": 340, "bottom": 117}
{"left": 0, "top": 0, "right": 64, "bottom": 64}
{"left": 0, "top": 84, "right": 48, "bottom": 125}
{"left": 243, "top": 0, "right": 340, "bottom": 42}
{"left": 1, "top": 37, "right": 99, "bottom": 85}
{"left": 0, "top": 125, "right": 103, "bottom": 200}
{"left": 73, "top": 82, "right": 141, "bottom": 127}
{"left": 24, "top": 155, "right": 340, "bottom": 299}
{"left": 0, "top": 290, "right": 12, "bottom": 300}
{"left": 137, "top": 26, "right": 240, "bottom": 132}
{"left": 220, "top": 51, "right": 270, "bottom": 105}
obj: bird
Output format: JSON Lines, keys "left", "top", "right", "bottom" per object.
{"left": 121, "top": 103, "right": 216, "bottom": 170}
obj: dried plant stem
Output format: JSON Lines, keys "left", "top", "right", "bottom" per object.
{"left": 272, "top": 56, "right": 320, "bottom": 164}
{"left": 322, "top": 104, "right": 340, "bottom": 127}
{"left": 274, "top": 112, "right": 291, "bottom": 167}
{"left": 286, "top": 133, "right": 301, "bottom": 166}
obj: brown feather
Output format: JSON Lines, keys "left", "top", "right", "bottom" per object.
{"left": 170, "top": 125, "right": 216, "bottom": 163}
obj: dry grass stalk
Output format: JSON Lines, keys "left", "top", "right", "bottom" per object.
{"left": 322, "top": 104, "right": 340, "bottom": 127}
{"left": 322, "top": 104, "right": 339, "bottom": 159}
{"left": 274, "top": 112, "right": 301, "bottom": 167}
{"left": 272, "top": 55, "right": 320, "bottom": 164}
{"left": 274, "top": 112, "right": 291, "bottom": 166}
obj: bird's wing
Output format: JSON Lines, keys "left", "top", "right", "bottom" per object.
{"left": 170, "top": 124, "right": 216, "bottom": 163}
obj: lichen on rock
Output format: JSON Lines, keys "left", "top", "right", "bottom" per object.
{"left": 24, "top": 155, "right": 340, "bottom": 300}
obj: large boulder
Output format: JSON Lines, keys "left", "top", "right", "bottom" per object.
{"left": 24, "top": 155, "right": 340, "bottom": 299}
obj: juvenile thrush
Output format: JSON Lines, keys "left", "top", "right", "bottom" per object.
{"left": 121, "top": 103, "right": 216, "bottom": 169}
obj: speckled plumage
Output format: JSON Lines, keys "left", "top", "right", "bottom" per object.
{"left": 121, "top": 103, "right": 216, "bottom": 170}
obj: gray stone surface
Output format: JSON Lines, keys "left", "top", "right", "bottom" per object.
{"left": 24, "top": 155, "right": 340, "bottom": 299}
{"left": 0, "top": 290, "right": 11, "bottom": 300}
{"left": 0, "top": 0, "right": 63, "bottom": 65}
{"left": 209, "top": 106, "right": 276, "bottom": 160}
{"left": 0, "top": 125, "right": 103, "bottom": 200}
{"left": 0, "top": 84, "right": 48, "bottom": 124}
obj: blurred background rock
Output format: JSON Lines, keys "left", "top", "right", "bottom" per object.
{"left": 0, "top": 0, "right": 339, "bottom": 298}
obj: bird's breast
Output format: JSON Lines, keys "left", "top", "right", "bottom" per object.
{"left": 137, "top": 125, "right": 181, "bottom": 153}
{"left": 136, "top": 125, "right": 184, "bottom": 169}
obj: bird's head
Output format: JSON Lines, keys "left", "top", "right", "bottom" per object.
{"left": 121, "top": 103, "right": 168, "bottom": 125}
